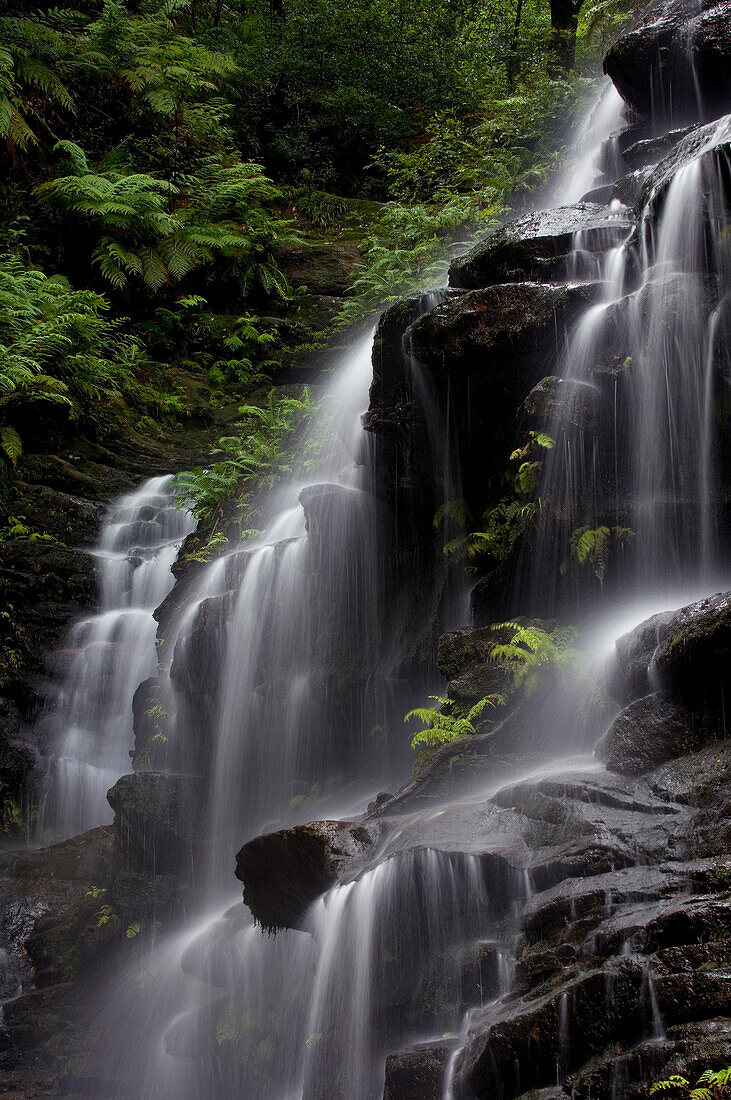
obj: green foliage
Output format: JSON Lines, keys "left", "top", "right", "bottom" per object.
{"left": 0, "top": 256, "right": 184, "bottom": 453}
{"left": 489, "top": 621, "right": 582, "bottom": 695}
{"left": 405, "top": 693, "right": 505, "bottom": 751}
{"left": 489, "top": 620, "right": 612, "bottom": 721}
{"left": 0, "top": 515, "right": 55, "bottom": 542}
{"left": 0, "top": 12, "right": 76, "bottom": 151}
{"left": 173, "top": 388, "right": 313, "bottom": 526}
{"left": 560, "top": 524, "right": 634, "bottom": 581}
{"left": 40, "top": 146, "right": 295, "bottom": 295}
{"left": 339, "top": 197, "right": 497, "bottom": 325}
{"left": 290, "top": 189, "right": 349, "bottom": 229}
{"left": 439, "top": 432, "right": 553, "bottom": 562}
{"left": 651, "top": 1065, "right": 731, "bottom": 1098}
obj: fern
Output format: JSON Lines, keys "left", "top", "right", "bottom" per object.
{"left": 0, "top": 426, "right": 22, "bottom": 466}
{"left": 560, "top": 525, "right": 634, "bottom": 581}
{"left": 405, "top": 693, "right": 505, "bottom": 751}
{"left": 173, "top": 388, "right": 313, "bottom": 525}
{"left": 651, "top": 1065, "right": 731, "bottom": 1098}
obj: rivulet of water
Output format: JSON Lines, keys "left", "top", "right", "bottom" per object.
{"left": 42, "top": 476, "right": 194, "bottom": 838}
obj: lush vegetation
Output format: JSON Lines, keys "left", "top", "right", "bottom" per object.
{"left": 0, "top": 0, "right": 634, "bottom": 526}
{"left": 173, "top": 387, "right": 313, "bottom": 543}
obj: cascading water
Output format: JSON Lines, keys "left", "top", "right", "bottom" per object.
{"left": 34, "top": 61, "right": 731, "bottom": 1100}
{"left": 548, "top": 81, "right": 626, "bottom": 205}
{"left": 529, "top": 116, "right": 731, "bottom": 609}
{"left": 42, "top": 475, "right": 194, "bottom": 838}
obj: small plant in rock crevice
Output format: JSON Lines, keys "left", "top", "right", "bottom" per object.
{"left": 405, "top": 692, "right": 505, "bottom": 751}
{"left": 436, "top": 431, "right": 554, "bottom": 564}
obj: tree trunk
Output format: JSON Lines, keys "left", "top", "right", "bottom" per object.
{"left": 549, "top": 0, "right": 582, "bottom": 73}
{"left": 506, "top": 0, "right": 525, "bottom": 88}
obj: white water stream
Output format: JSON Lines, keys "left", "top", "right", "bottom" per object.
{"left": 35, "top": 75, "right": 731, "bottom": 1099}
{"left": 42, "top": 476, "right": 194, "bottom": 837}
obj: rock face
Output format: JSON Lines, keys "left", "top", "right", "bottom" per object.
{"left": 107, "top": 771, "right": 205, "bottom": 875}
{"left": 652, "top": 590, "right": 731, "bottom": 706}
{"left": 604, "top": 0, "right": 731, "bottom": 122}
{"left": 639, "top": 115, "right": 731, "bottom": 209}
{"left": 235, "top": 819, "right": 377, "bottom": 931}
{"left": 276, "top": 239, "right": 362, "bottom": 297}
{"left": 597, "top": 692, "right": 709, "bottom": 774}
{"left": 407, "top": 283, "right": 596, "bottom": 374}
{"left": 229, "top": 592, "right": 731, "bottom": 1099}
{"left": 449, "top": 204, "right": 632, "bottom": 290}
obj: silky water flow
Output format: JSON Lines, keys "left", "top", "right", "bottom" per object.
{"left": 42, "top": 78, "right": 731, "bottom": 1100}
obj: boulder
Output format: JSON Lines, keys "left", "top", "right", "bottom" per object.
{"left": 604, "top": 0, "right": 731, "bottom": 122}
{"left": 235, "top": 819, "right": 377, "bottom": 932}
{"left": 607, "top": 608, "right": 675, "bottom": 704}
{"left": 652, "top": 590, "right": 731, "bottom": 705}
{"left": 596, "top": 692, "right": 708, "bottom": 775}
{"left": 407, "top": 283, "right": 598, "bottom": 375}
{"left": 449, "top": 205, "right": 633, "bottom": 290}
{"left": 383, "top": 1039, "right": 457, "bottom": 1100}
{"left": 523, "top": 375, "right": 600, "bottom": 432}
{"left": 107, "top": 771, "right": 204, "bottom": 875}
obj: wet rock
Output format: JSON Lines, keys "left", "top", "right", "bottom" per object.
{"left": 449, "top": 205, "right": 633, "bottom": 290}
{"left": 453, "top": 963, "right": 645, "bottom": 1098}
{"left": 652, "top": 589, "right": 731, "bottom": 706}
{"left": 521, "top": 863, "right": 700, "bottom": 946}
{"left": 604, "top": 0, "right": 731, "bottom": 122}
{"left": 130, "top": 675, "right": 165, "bottom": 771}
{"left": 235, "top": 819, "right": 377, "bottom": 932}
{"left": 0, "top": 829, "right": 116, "bottom": 989}
{"left": 611, "top": 166, "right": 653, "bottom": 206}
{"left": 10, "top": 482, "right": 103, "bottom": 546}
{"left": 0, "top": 540, "right": 97, "bottom": 644}
{"left": 383, "top": 1039, "right": 456, "bottom": 1100}
{"left": 648, "top": 742, "right": 731, "bottom": 807}
{"left": 275, "top": 240, "right": 361, "bottom": 297}
{"left": 523, "top": 375, "right": 600, "bottom": 432}
{"left": 407, "top": 283, "right": 598, "bottom": 375}
{"left": 593, "top": 894, "right": 731, "bottom": 957}
{"left": 169, "top": 589, "right": 238, "bottom": 764}
{"left": 640, "top": 115, "right": 731, "bottom": 213}
{"left": 621, "top": 125, "right": 698, "bottom": 171}
{"left": 596, "top": 692, "right": 708, "bottom": 775}
{"left": 107, "top": 771, "right": 204, "bottom": 875}
{"left": 607, "top": 608, "right": 675, "bottom": 705}
{"left": 437, "top": 626, "right": 513, "bottom": 697}
{"left": 369, "top": 290, "right": 454, "bottom": 413}
{"left": 19, "top": 453, "right": 134, "bottom": 501}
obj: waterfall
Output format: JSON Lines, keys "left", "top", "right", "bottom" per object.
{"left": 522, "top": 117, "right": 731, "bottom": 613}
{"left": 30, "top": 63, "right": 731, "bottom": 1100}
{"left": 42, "top": 475, "right": 194, "bottom": 838}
